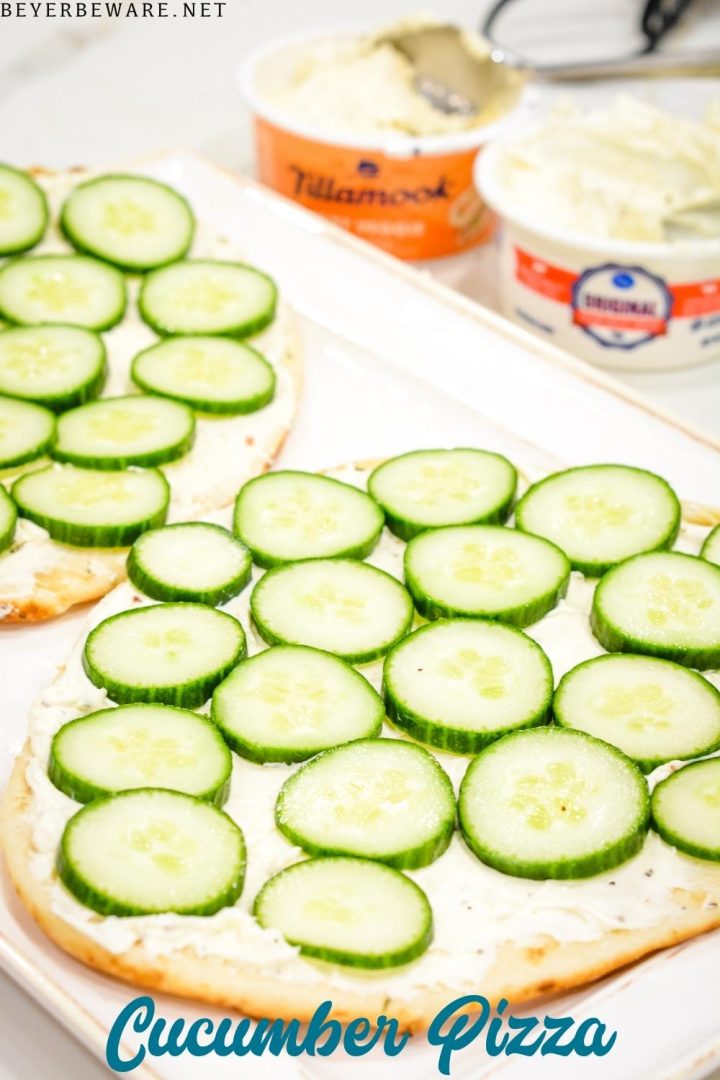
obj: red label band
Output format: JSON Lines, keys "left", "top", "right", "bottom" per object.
{"left": 572, "top": 310, "right": 667, "bottom": 334}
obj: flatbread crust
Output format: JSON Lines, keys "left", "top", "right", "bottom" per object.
{"left": 4, "top": 745, "right": 720, "bottom": 1030}
{"left": 0, "top": 337, "right": 302, "bottom": 624}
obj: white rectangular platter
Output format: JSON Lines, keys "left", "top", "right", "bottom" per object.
{"left": 1, "top": 151, "right": 719, "bottom": 1080}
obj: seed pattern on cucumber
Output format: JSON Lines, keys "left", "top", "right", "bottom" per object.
{"left": 83, "top": 602, "right": 246, "bottom": 707}
{"left": 132, "top": 336, "right": 275, "bottom": 415}
{"left": 0, "top": 396, "right": 55, "bottom": 469}
{"left": 384, "top": 619, "right": 553, "bottom": 753}
{"left": 139, "top": 259, "right": 277, "bottom": 338}
{"left": 234, "top": 470, "right": 384, "bottom": 567}
{"left": 0, "top": 254, "right": 127, "bottom": 331}
{"left": 127, "top": 523, "right": 252, "bottom": 606}
{"left": 49, "top": 703, "right": 232, "bottom": 805}
{"left": 458, "top": 727, "right": 650, "bottom": 879}
{"left": 515, "top": 464, "right": 681, "bottom": 576}
{"left": 58, "top": 788, "right": 246, "bottom": 916}
{"left": 211, "top": 644, "right": 384, "bottom": 763}
{"left": 591, "top": 551, "right": 720, "bottom": 670}
{"left": 651, "top": 759, "right": 720, "bottom": 862}
{"left": 0, "top": 165, "right": 49, "bottom": 255}
{"left": 52, "top": 394, "right": 196, "bottom": 470}
{"left": 61, "top": 174, "right": 195, "bottom": 272}
{"left": 0, "top": 325, "right": 107, "bottom": 411}
{"left": 275, "top": 739, "right": 456, "bottom": 868}
{"left": 368, "top": 448, "right": 517, "bottom": 540}
{"left": 250, "top": 558, "right": 414, "bottom": 664}
{"left": 404, "top": 524, "right": 570, "bottom": 626}
{"left": 553, "top": 654, "right": 720, "bottom": 772}
{"left": 253, "top": 857, "right": 433, "bottom": 969}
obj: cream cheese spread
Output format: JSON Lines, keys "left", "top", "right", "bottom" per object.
{"left": 22, "top": 463, "right": 720, "bottom": 1000}
{"left": 259, "top": 15, "right": 523, "bottom": 139}
{"left": 0, "top": 173, "right": 298, "bottom": 610}
{"left": 496, "top": 96, "right": 720, "bottom": 243}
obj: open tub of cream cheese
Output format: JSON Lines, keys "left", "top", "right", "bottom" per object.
{"left": 240, "top": 19, "right": 527, "bottom": 260}
{"left": 476, "top": 86, "right": 720, "bottom": 372}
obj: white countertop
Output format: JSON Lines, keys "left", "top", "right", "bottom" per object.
{"left": 0, "top": 0, "right": 718, "bottom": 1075}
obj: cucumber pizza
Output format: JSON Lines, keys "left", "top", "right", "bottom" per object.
{"left": 0, "top": 164, "right": 301, "bottom": 622}
{"left": 3, "top": 451, "right": 720, "bottom": 1032}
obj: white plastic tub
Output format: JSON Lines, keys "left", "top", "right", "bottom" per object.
{"left": 475, "top": 88, "right": 720, "bottom": 373}
{"left": 240, "top": 28, "right": 530, "bottom": 261}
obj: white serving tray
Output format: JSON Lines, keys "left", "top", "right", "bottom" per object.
{"left": 1, "top": 151, "right": 718, "bottom": 1080}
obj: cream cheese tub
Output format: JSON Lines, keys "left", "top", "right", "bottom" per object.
{"left": 240, "top": 21, "right": 526, "bottom": 261}
{"left": 476, "top": 93, "right": 720, "bottom": 372}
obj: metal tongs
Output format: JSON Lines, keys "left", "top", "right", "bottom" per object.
{"left": 384, "top": 0, "right": 720, "bottom": 117}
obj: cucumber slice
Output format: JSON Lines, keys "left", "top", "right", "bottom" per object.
{"left": 211, "top": 645, "right": 384, "bottom": 763}
{"left": 404, "top": 525, "right": 570, "bottom": 626}
{"left": 384, "top": 619, "right": 553, "bottom": 754}
{"left": 61, "top": 174, "right": 194, "bottom": 272}
{"left": 138, "top": 260, "right": 277, "bottom": 338}
{"left": 52, "top": 394, "right": 195, "bottom": 470}
{"left": 515, "top": 464, "right": 681, "bottom": 576}
{"left": 458, "top": 727, "right": 650, "bottom": 879}
{"left": 554, "top": 654, "right": 720, "bottom": 772}
{"left": 131, "top": 335, "right": 275, "bottom": 415}
{"left": 234, "top": 471, "right": 384, "bottom": 568}
{"left": 58, "top": 788, "right": 245, "bottom": 916}
{"left": 0, "top": 255, "right": 126, "bottom": 331}
{"left": 127, "top": 523, "right": 252, "bottom": 605}
{"left": 651, "top": 759, "right": 720, "bottom": 862}
{"left": 12, "top": 463, "right": 169, "bottom": 546}
{"left": 0, "top": 165, "right": 48, "bottom": 255}
{"left": 253, "top": 857, "right": 432, "bottom": 968}
{"left": 49, "top": 703, "right": 232, "bottom": 805}
{"left": 0, "top": 325, "right": 106, "bottom": 411}
{"left": 275, "top": 739, "right": 455, "bottom": 869}
{"left": 83, "top": 602, "right": 246, "bottom": 707}
{"left": 251, "top": 559, "right": 414, "bottom": 664}
{"left": 0, "top": 485, "right": 17, "bottom": 553}
{"left": 368, "top": 448, "right": 517, "bottom": 541}
{"left": 0, "top": 396, "right": 54, "bottom": 468}
{"left": 702, "top": 525, "right": 720, "bottom": 567}
{"left": 591, "top": 552, "right": 720, "bottom": 670}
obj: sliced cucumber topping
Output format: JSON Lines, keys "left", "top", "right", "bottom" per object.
{"left": 276, "top": 739, "right": 455, "bottom": 869}
{"left": 253, "top": 857, "right": 432, "bottom": 969}
{"left": 515, "top": 464, "right": 681, "bottom": 577}
{"left": 58, "top": 788, "right": 245, "bottom": 916}
{"left": 554, "top": 655, "right": 720, "bottom": 772}
{"left": 702, "top": 525, "right": 720, "bottom": 567}
{"left": 368, "top": 448, "right": 517, "bottom": 540}
{"left": 12, "top": 463, "right": 168, "bottom": 546}
{"left": 384, "top": 619, "right": 552, "bottom": 754}
{"left": 139, "top": 259, "right": 277, "bottom": 338}
{"left": 251, "top": 559, "right": 413, "bottom": 664}
{"left": 0, "top": 396, "right": 54, "bottom": 468}
{"left": 404, "top": 525, "right": 570, "bottom": 626}
{"left": 61, "top": 174, "right": 194, "bottom": 272}
{"left": 234, "top": 471, "right": 384, "bottom": 568}
{"left": 459, "top": 727, "right": 650, "bottom": 879}
{"left": 49, "top": 704, "right": 232, "bottom": 805}
{"left": 0, "top": 254, "right": 126, "bottom": 331}
{"left": 132, "top": 335, "right": 275, "bottom": 415}
{"left": 651, "top": 759, "right": 720, "bottom": 862}
{"left": 0, "top": 485, "right": 17, "bottom": 553}
{"left": 83, "top": 602, "right": 246, "bottom": 707}
{"left": 211, "top": 645, "right": 384, "bottom": 763}
{"left": 0, "top": 325, "right": 106, "bottom": 411}
{"left": 52, "top": 394, "right": 195, "bottom": 470}
{"left": 591, "top": 552, "right": 720, "bottom": 670}
{"left": 0, "top": 165, "right": 48, "bottom": 255}
{"left": 127, "top": 523, "right": 252, "bottom": 605}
